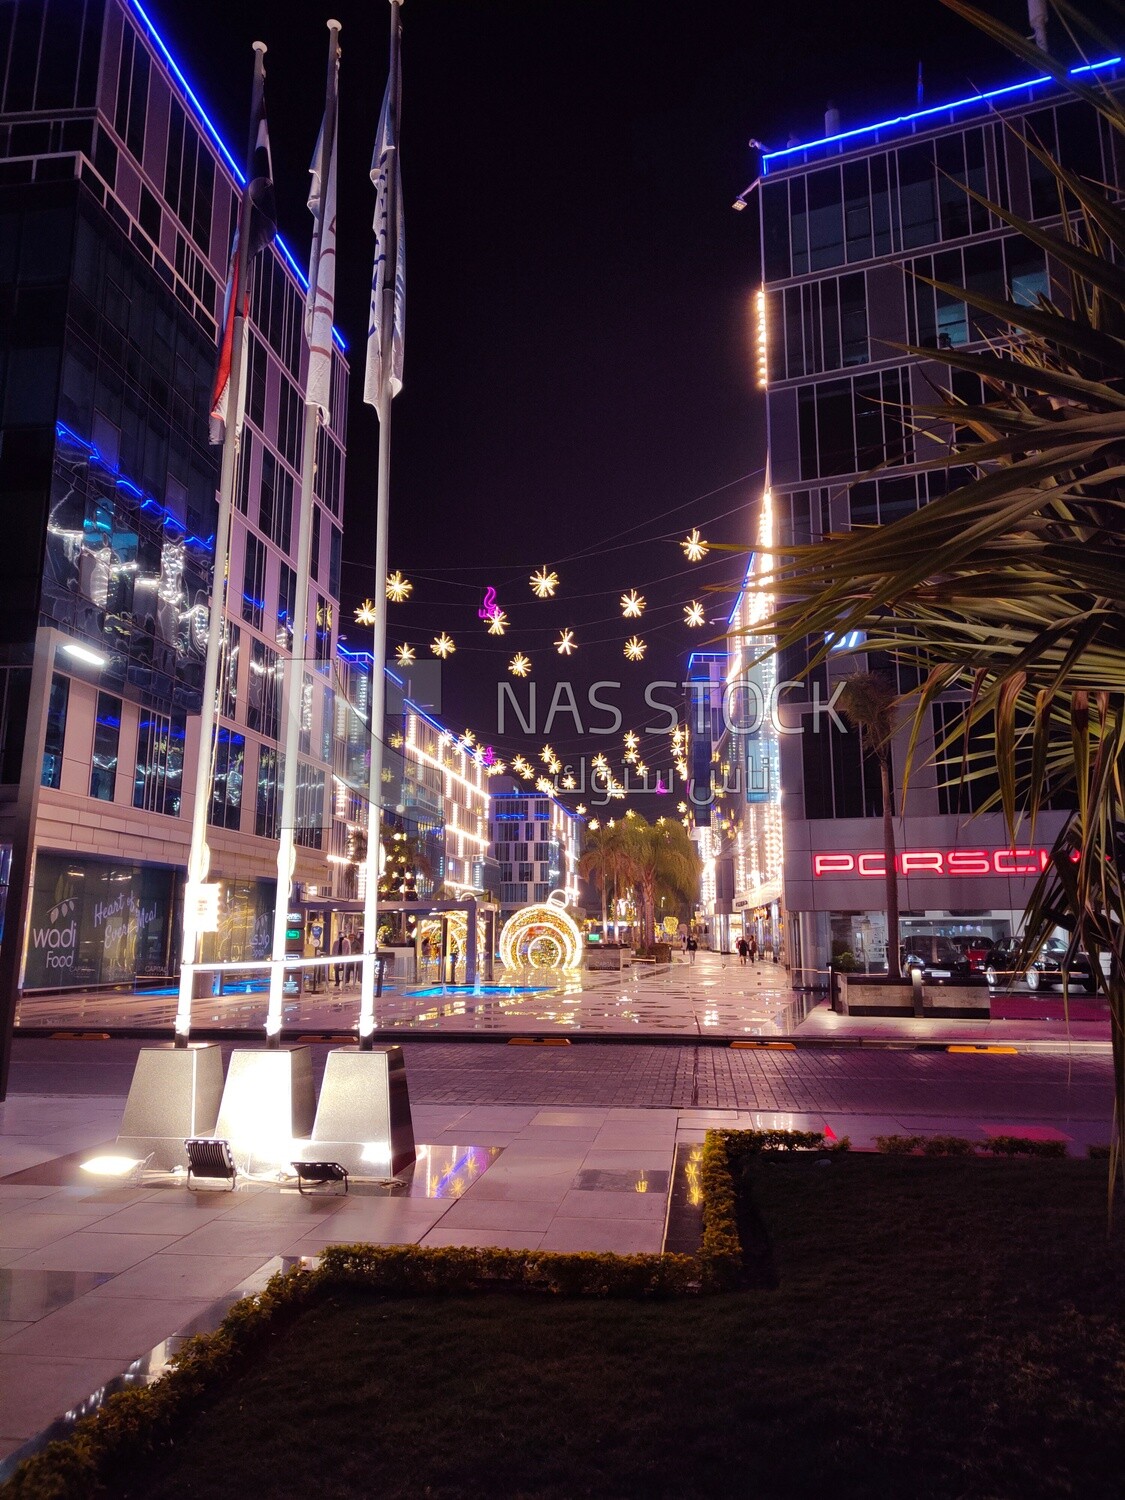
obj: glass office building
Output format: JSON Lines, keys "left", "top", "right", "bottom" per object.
{"left": 0, "top": 0, "right": 347, "bottom": 1023}
{"left": 749, "top": 63, "right": 1124, "bottom": 982}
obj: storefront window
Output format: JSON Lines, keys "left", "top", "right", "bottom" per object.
{"left": 41, "top": 672, "right": 69, "bottom": 789}
{"left": 89, "top": 691, "right": 121, "bottom": 801}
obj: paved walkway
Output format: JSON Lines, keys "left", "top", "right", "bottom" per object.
{"left": 15, "top": 950, "right": 1112, "bottom": 1046}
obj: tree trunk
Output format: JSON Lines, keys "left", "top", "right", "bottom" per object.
{"left": 881, "top": 753, "right": 901, "bottom": 979}
{"left": 600, "top": 869, "right": 608, "bottom": 940}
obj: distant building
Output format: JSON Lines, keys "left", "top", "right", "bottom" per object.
{"left": 489, "top": 787, "right": 580, "bottom": 920}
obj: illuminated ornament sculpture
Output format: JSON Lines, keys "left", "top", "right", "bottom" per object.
{"left": 620, "top": 589, "right": 645, "bottom": 618}
{"left": 555, "top": 628, "right": 577, "bottom": 655}
{"left": 681, "top": 528, "right": 709, "bottom": 562}
{"left": 386, "top": 570, "right": 413, "bottom": 602}
{"left": 354, "top": 598, "right": 378, "bottom": 627}
{"left": 531, "top": 566, "right": 559, "bottom": 598}
{"left": 624, "top": 635, "right": 647, "bottom": 662}
{"left": 395, "top": 644, "right": 416, "bottom": 667}
{"left": 431, "top": 632, "right": 455, "bottom": 658}
{"left": 623, "top": 730, "right": 639, "bottom": 751}
{"left": 499, "top": 889, "right": 584, "bottom": 972}
{"left": 486, "top": 610, "right": 509, "bottom": 636}
{"left": 508, "top": 652, "right": 531, "bottom": 677}
{"left": 684, "top": 600, "right": 706, "bottom": 627}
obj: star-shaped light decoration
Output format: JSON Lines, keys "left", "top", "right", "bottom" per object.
{"left": 395, "top": 644, "right": 416, "bottom": 667}
{"left": 354, "top": 598, "right": 378, "bottom": 627}
{"left": 562, "top": 774, "right": 577, "bottom": 790}
{"left": 625, "top": 808, "right": 636, "bottom": 819}
{"left": 678, "top": 801, "right": 688, "bottom": 813}
{"left": 531, "top": 566, "right": 559, "bottom": 599}
{"left": 540, "top": 744, "right": 555, "bottom": 764}
{"left": 386, "top": 570, "right": 413, "bottom": 602}
{"left": 508, "top": 652, "right": 531, "bottom": 678}
{"left": 620, "top": 589, "right": 645, "bottom": 618}
{"left": 576, "top": 804, "right": 587, "bottom": 815}
{"left": 430, "top": 632, "right": 455, "bottom": 658}
{"left": 511, "top": 755, "right": 532, "bottom": 778}
{"left": 623, "top": 730, "right": 639, "bottom": 751}
{"left": 389, "top": 732, "right": 404, "bottom": 749}
{"left": 486, "top": 760, "right": 507, "bottom": 777}
{"left": 623, "top": 635, "right": 647, "bottom": 662}
{"left": 607, "top": 819, "right": 616, "bottom": 828}
{"left": 591, "top": 753, "right": 608, "bottom": 772}
{"left": 381, "top": 767, "right": 393, "bottom": 783}
{"left": 681, "top": 528, "right": 709, "bottom": 562}
{"left": 486, "top": 610, "right": 509, "bottom": 636}
{"left": 555, "top": 627, "right": 577, "bottom": 655}
{"left": 461, "top": 729, "right": 476, "bottom": 747}
{"left": 624, "top": 749, "right": 638, "bottom": 764}
{"left": 536, "top": 776, "right": 554, "bottom": 795}
{"left": 684, "top": 600, "right": 706, "bottom": 627}
{"left": 588, "top": 817, "right": 600, "bottom": 831}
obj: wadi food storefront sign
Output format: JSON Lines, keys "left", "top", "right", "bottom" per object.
{"left": 24, "top": 854, "right": 174, "bottom": 990}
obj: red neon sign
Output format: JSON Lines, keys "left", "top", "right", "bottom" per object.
{"left": 813, "top": 848, "right": 1050, "bottom": 878}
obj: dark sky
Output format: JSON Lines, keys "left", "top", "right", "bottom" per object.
{"left": 157, "top": 0, "right": 1041, "bottom": 803}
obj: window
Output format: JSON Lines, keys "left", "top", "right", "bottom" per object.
{"left": 276, "top": 562, "right": 296, "bottom": 650}
{"left": 322, "top": 685, "right": 334, "bottom": 763}
{"left": 897, "top": 144, "right": 939, "bottom": 249}
{"left": 310, "top": 505, "right": 321, "bottom": 583}
{"left": 41, "top": 673, "right": 69, "bottom": 789}
{"left": 258, "top": 448, "right": 293, "bottom": 551}
{"left": 247, "top": 639, "right": 280, "bottom": 739}
{"left": 256, "top": 743, "right": 281, "bottom": 838}
{"left": 299, "top": 673, "right": 313, "bottom": 756}
{"left": 241, "top": 534, "right": 265, "bottom": 630}
{"left": 133, "top": 710, "right": 186, "bottom": 815}
{"left": 295, "top": 763, "right": 325, "bottom": 849}
{"left": 329, "top": 525, "right": 342, "bottom": 601}
{"left": 163, "top": 99, "right": 215, "bottom": 254}
{"left": 315, "top": 595, "right": 332, "bottom": 665}
{"left": 935, "top": 130, "right": 988, "bottom": 241}
{"left": 236, "top": 428, "right": 254, "bottom": 515}
{"left": 114, "top": 26, "right": 149, "bottom": 164}
{"left": 780, "top": 273, "right": 868, "bottom": 378}
{"left": 798, "top": 369, "right": 909, "bottom": 480}
{"left": 219, "top": 622, "right": 239, "bottom": 720}
{"left": 0, "top": 666, "right": 31, "bottom": 784}
{"left": 806, "top": 167, "right": 844, "bottom": 270}
{"left": 209, "top": 728, "right": 244, "bottom": 830}
{"left": 800, "top": 712, "right": 886, "bottom": 820}
{"left": 277, "top": 376, "right": 302, "bottom": 471}
{"left": 90, "top": 692, "right": 121, "bottom": 802}
{"left": 247, "top": 334, "right": 267, "bottom": 430}
{"left": 315, "top": 426, "right": 343, "bottom": 516}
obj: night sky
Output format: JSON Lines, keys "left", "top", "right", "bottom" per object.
{"left": 158, "top": 0, "right": 1038, "bottom": 803}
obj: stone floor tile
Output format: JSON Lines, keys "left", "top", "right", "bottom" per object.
{"left": 438, "top": 1198, "right": 557, "bottom": 1233}
{"left": 0, "top": 1355, "right": 126, "bottom": 1445}
{"left": 6, "top": 1232, "right": 180, "bottom": 1274}
{"left": 84, "top": 1252, "right": 272, "bottom": 1302}
{"left": 420, "top": 1227, "right": 544, "bottom": 1250}
{"left": 537, "top": 1218, "right": 664, "bottom": 1254}
{"left": 1, "top": 1294, "right": 212, "bottom": 1360}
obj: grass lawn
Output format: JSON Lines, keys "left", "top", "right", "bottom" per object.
{"left": 115, "top": 1157, "right": 1125, "bottom": 1500}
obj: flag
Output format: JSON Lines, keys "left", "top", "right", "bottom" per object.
{"left": 364, "top": 16, "right": 405, "bottom": 407}
{"left": 210, "top": 79, "right": 277, "bottom": 443}
{"left": 305, "top": 36, "right": 340, "bottom": 425}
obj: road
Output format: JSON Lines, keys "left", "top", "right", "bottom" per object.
{"left": 5, "top": 1037, "right": 1113, "bottom": 1138}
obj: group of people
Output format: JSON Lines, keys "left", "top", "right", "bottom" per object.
{"left": 736, "top": 934, "right": 760, "bottom": 965}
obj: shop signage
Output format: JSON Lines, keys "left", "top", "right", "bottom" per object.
{"left": 188, "top": 882, "right": 221, "bottom": 932}
{"left": 813, "top": 848, "right": 1051, "bottom": 878}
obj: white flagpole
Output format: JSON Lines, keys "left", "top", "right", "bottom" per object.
{"left": 359, "top": 0, "right": 404, "bottom": 1048}
{"left": 175, "top": 43, "right": 267, "bottom": 1046}
{"left": 265, "top": 21, "right": 341, "bottom": 1045}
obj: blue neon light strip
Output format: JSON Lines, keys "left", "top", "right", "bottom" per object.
{"left": 761, "top": 55, "right": 1122, "bottom": 172}
{"left": 55, "top": 422, "right": 215, "bottom": 551}
{"left": 128, "top": 0, "right": 348, "bottom": 352}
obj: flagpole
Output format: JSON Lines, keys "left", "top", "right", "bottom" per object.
{"left": 174, "top": 42, "right": 267, "bottom": 1047}
{"left": 266, "top": 20, "right": 341, "bottom": 1046}
{"left": 359, "top": 0, "right": 403, "bottom": 1049}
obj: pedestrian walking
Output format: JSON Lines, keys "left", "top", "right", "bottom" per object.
{"left": 687, "top": 935, "right": 698, "bottom": 965}
{"left": 736, "top": 937, "right": 749, "bottom": 966}
{"left": 748, "top": 935, "right": 759, "bottom": 964}
{"left": 332, "top": 932, "right": 344, "bottom": 988}
{"left": 341, "top": 932, "right": 353, "bottom": 986}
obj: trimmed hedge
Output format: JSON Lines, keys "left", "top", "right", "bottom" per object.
{"left": 874, "top": 1133, "right": 1069, "bottom": 1158}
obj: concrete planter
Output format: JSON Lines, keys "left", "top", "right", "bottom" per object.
{"left": 835, "top": 972, "right": 991, "bottom": 1019}
{"left": 584, "top": 946, "right": 632, "bottom": 970}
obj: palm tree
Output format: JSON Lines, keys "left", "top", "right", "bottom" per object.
{"left": 619, "top": 815, "right": 701, "bottom": 949}
{"left": 838, "top": 673, "right": 901, "bottom": 979}
{"left": 579, "top": 823, "right": 623, "bottom": 939}
{"left": 746, "top": 0, "right": 1125, "bottom": 1191}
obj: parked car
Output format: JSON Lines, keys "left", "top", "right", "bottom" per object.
{"left": 896, "top": 936, "right": 984, "bottom": 984}
{"left": 983, "top": 936, "right": 1097, "bottom": 994}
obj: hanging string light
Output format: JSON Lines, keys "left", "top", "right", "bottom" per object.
{"left": 386, "top": 570, "right": 413, "bottom": 602}
{"left": 395, "top": 644, "right": 415, "bottom": 666}
{"left": 486, "top": 610, "right": 509, "bottom": 636}
{"left": 623, "top": 635, "right": 647, "bottom": 662}
{"left": 531, "top": 566, "right": 559, "bottom": 598}
{"left": 555, "top": 627, "right": 577, "bottom": 655}
{"left": 508, "top": 652, "right": 531, "bottom": 677}
{"left": 681, "top": 529, "right": 709, "bottom": 562}
{"left": 620, "top": 589, "right": 645, "bottom": 618}
{"left": 684, "top": 600, "right": 705, "bottom": 627}
{"left": 354, "top": 599, "right": 378, "bottom": 626}
{"left": 430, "top": 632, "right": 455, "bottom": 658}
